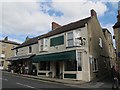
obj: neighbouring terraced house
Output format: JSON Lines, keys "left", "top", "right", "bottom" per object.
{"left": 0, "top": 37, "right": 20, "bottom": 70}
{"left": 113, "top": 2, "right": 120, "bottom": 71}
{"left": 8, "top": 9, "right": 115, "bottom": 82}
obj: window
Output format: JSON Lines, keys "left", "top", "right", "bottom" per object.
{"left": 39, "top": 39, "right": 48, "bottom": 51}
{"left": 74, "top": 30, "right": 82, "bottom": 46}
{"left": 38, "top": 61, "right": 50, "bottom": 70}
{"left": 50, "top": 35, "right": 64, "bottom": 46}
{"left": 67, "top": 32, "right": 74, "bottom": 47}
{"left": 0, "top": 61, "right": 4, "bottom": 66}
{"left": 99, "top": 38, "right": 102, "bottom": 48}
{"left": 16, "top": 49, "right": 18, "bottom": 55}
{"left": 2, "top": 44, "right": 6, "bottom": 48}
{"left": 64, "top": 60, "right": 77, "bottom": 71}
{"left": 77, "top": 52, "right": 82, "bottom": 71}
{"left": 2, "top": 51, "right": 5, "bottom": 54}
{"left": 29, "top": 46, "right": 32, "bottom": 53}
{"left": 93, "top": 58, "right": 98, "bottom": 72}
{"left": 40, "top": 39, "right": 44, "bottom": 51}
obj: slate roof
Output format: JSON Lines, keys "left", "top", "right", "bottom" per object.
{"left": 0, "top": 40, "right": 20, "bottom": 45}
{"left": 113, "top": 22, "right": 120, "bottom": 29}
{"left": 14, "top": 17, "right": 91, "bottom": 49}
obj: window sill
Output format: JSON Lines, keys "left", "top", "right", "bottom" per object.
{"left": 66, "top": 46, "right": 82, "bottom": 48}
{"left": 93, "top": 70, "right": 99, "bottom": 73}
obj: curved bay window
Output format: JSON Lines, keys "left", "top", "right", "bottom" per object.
{"left": 38, "top": 61, "right": 50, "bottom": 71}
{"left": 64, "top": 60, "right": 77, "bottom": 71}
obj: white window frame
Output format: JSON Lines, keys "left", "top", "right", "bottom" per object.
{"left": 74, "top": 29, "right": 82, "bottom": 46}
{"left": 99, "top": 38, "right": 102, "bottom": 48}
{"left": 28, "top": 46, "right": 32, "bottom": 54}
{"left": 39, "top": 38, "right": 48, "bottom": 52}
{"left": 77, "top": 52, "right": 82, "bottom": 71}
{"left": 66, "top": 31, "right": 74, "bottom": 47}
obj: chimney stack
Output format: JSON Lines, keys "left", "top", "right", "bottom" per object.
{"left": 91, "top": 9, "right": 97, "bottom": 17}
{"left": 52, "top": 22, "right": 61, "bottom": 30}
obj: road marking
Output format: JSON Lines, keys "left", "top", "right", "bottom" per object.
{"left": 16, "top": 82, "right": 35, "bottom": 88}
{"left": 0, "top": 78, "right": 8, "bottom": 81}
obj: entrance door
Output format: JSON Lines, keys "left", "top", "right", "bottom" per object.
{"left": 56, "top": 62, "right": 60, "bottom": 78}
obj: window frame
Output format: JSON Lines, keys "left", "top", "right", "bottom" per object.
{"left": 29, "top": 46, "right": 32, "bottom": 53}
{"left": 38, "top": 61, "right": 50, "bottom": 71}
{"left": 92, "top": 58, "right": 98, "bottom": 72}
{"left": 50, "top": 35, "right": 64, "bottom": 47}
{"left": 66, "top": 31, "right": 74, "bottom": 47}
{"left": 77, "top": 52, "right": 82, "bottom": 71}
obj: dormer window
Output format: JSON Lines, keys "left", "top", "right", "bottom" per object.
{"left": 29, "top": 46, "right": 32, "bottom": 53}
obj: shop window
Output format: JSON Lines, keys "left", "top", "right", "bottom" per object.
{"left": 39, "top": 61, "right": 50, "bottom": 70}
{"left": 64, "top": 60, "right": 77, "bottom": 71}
{"left": 50, "top": 35, "right": 64, "bottom": 47}
{"left": 77, "top": 52, "right": 82, "bottom": 71}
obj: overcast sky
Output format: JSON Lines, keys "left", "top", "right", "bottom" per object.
{"left": 0, "top": 0, "right": 119, "bottom": 46}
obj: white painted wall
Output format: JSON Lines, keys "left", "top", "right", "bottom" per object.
{"left": 15, "top": 43, "right": 39, "bottom": 56}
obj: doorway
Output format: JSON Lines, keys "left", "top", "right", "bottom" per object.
{"left": 55, "top": 61, "right": 60, "bottom": 78}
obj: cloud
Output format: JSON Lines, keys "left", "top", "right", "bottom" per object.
{"left": 2, "top": 2, "right": 54, "bottom": 36}
{"left": 1, "top": 0, "right": 109, "bottom": 42}
{"left": 47, "top": 1, "right": 108, "bottom": 25}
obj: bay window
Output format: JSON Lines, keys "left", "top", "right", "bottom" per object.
{"left": 64, "top": 60, "right": 77, "bottom": 71}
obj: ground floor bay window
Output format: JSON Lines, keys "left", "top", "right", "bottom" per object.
{"left": 37, "top": 61, "right": 50, "bottom": 76}
{"left": 64, "top": 52, "right": 82, "bottom": 79}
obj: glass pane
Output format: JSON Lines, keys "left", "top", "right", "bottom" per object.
{"left": 78, "top": 52, "right": 82, "bottom": 71}
{"left": 64, "top": 60, "right": 77, "bottom": 71}
{"left": 67, "top": 32, "right": 73, "bottom": 40}
{"left": 68, "top": 40, "right": 74, "bottom": 46}
{"left": 39, "top": 61, "right": 50, "bottom": 70}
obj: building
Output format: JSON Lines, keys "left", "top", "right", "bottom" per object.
{"left": 113, "top": 1, "right": 120, "bottom": 70}
{"left": 102, "top": 28, "right": 116, "bottom": 68}
{"left": 10, "top": 9, "right": 112, "bottom": 82}
{"left": 0, "top": 37, "right": 20, "bottom": 70}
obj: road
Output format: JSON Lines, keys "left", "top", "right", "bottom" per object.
{"left": 1, "top": 71, "right": 114, "bottom": 90}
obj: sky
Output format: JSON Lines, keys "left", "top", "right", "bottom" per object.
{"left": 0, "top": 0, "right": 120, "bottom": 46}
